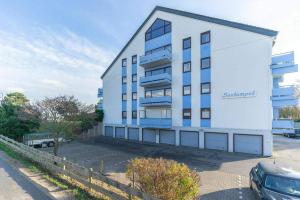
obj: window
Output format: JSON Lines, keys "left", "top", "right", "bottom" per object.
{"left": 145, "top": 88, "right": 171, "bottom": 98}
{"left": 132, "top": 92, "right": 137, "bottom": 100}
{"left": 132, "top": 74, "right": 137, "bottom": 82}
{"left": 145, "top": 45, "right": 171, "bottom": 55}
{"left": 145, "top": 19, "right": 171, "bottom": 41}
{"left": 183, "top": 109, "right": 191, "bottom": 119}
{"left": 183, "top": 85, "right": 191, "bottom": 96}
{"left": 122, "top": 93, "right": 127, "bottom": 101}
{"left": 201, "top": 31, "right": 210, "bottom": 44}
{"left": 122, "top": 76, "right": 127, "bottom": 84}
{"left": 183, "top": 61, "right": 191, "bottom": 72}
{"left": 132, "top": 111, "right": 137, "bottom": 119}
{"left": 122, "top": 58, "right": 127, "bottom": 67}
{"left": 165, "top": 88, "right": 172, "bottom": 96}
{"left": 201, "top": 83, "right": 211, "bottom": 94}
{"left": 122, "top": 111, "right": 127, "bottom": 119}
{"left": 132, "top": 55, "right": 137, "bottom": 64}
{"left": 145, "top": 66, "right": 171, "bottom": 77}
{"left": 183, "top": 37, "right": 191, "bottom": 49}
{"left": 152, "top": 89, "right": 164, "bottom": 97}
{"left": 201, "top": 108, "right": 211, "bottom": 119}
{"left": 145, "top": 90, "right": 151, "bottom": 98}
{"left": 201, "top": 57, "right": 211, "bottom": 69}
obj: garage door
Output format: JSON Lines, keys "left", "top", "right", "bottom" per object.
{"left": 159, "top": 130, "right": 175, "bottom": 145}
{"left": 115, "top": 127, "right": 125, "bottom": 139}
{"left": 105, "top": 126, "right": 113, "bottom": 137}
{"left": 205, "top": 132, "right": 228, "bottom": 151}
{"left": 143, "top": 129, "right": 156, "bottom": 143}
{"left": 128, "top": 128, "right": 139, "bottom": 141}
{"left": 180, "top": 131, "right": 199, "bottom": 148}
{"left": 234, "top": 134, "right": 263, "bottom": 155}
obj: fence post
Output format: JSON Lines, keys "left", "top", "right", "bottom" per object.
{"left": 89, "top": 168, "right": 93, "bottom": 191}
{"left": 63, "top": 157, "right": 66, "bottom": 177}
{"left": 99, "top": 160, "right": 104, "bottom": 175}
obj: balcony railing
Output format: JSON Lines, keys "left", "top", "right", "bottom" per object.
{"left": 271, "top": 52, "right": 298, "bottom": 75}
{"left": 98, "top": 88, "right": 103, "bottom": 98}
{"left": 139, "top": 96, "right": 172, "bottom": 107}
{"left": 139, "top": 109, "right": 172, "bottom": 128}
{"left": 272, "top": 85, "right": 295, "bottom": 97}
{"left": 140, "top": 73, "right": 172, "bottom": 87}
{"left": 139, "top": 49, "right": 172, "bottom": 68}
{"left": 272, "top": 119, "right": 294, "bottom": 129}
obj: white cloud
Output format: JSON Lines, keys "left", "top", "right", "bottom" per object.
{"left": 0, "top": 27, "right": 115, "bottom": 104}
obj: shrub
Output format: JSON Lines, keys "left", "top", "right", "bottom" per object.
{"left": 126, "top": 158, "right": 200, "bottom": 200}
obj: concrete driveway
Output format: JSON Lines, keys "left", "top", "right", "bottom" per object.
{"left": 44, "top": 135, "right": 300, "bottom": 200}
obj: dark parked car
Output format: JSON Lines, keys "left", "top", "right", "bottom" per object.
{"left": 250, "top": 162, "right": 300, "bottom": 200}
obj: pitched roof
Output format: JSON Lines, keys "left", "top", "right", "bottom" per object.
{"left": 101, "top": 6, "right": 278, "bottom": 79}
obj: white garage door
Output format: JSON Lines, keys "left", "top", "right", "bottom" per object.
{"left": 115, "top": 127, "right": 125, "bottom": 139}
{"left": 205, "top": 132, "right": 228, "bottom": 151}
{"left": 128, "top": 128, "right": 139, "bottom": 141}
{"left": 159, "top": 130, "right": 175, "bottom": 145}
{"left": 143, "top": 129, "right": 156, "bottom": 143}
{"left": 180, "top": 131, "right": 199, "bottom": 148}
{"left": 105, "top": 126, "right": 113, "bottom": 137}
{"left": 234, "top": 134, "right": 263, "bottom": 155}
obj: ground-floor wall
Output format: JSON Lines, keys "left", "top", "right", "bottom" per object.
{"left": 102, "top": 124, "right": 273, "bottom": 156}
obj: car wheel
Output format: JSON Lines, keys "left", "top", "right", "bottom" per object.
{"left": 249, "top": 180, "right": 253, "bottom": 190}
{"left": 48, "top": 141, "right": 54, "bottom": 147}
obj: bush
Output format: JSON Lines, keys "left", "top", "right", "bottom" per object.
{"left": 126, "top": 158, "right": 200, "bottom": 200}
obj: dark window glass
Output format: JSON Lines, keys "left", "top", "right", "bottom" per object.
{"left": 201, "top": 31, "right": 210, "bottom": 44}
{"left": 201, "top": 57, "right": 211, "bottom": 69}
{"left": 132, "top": 92, "right": 137, "bottom": 100}
{"left": 183, "top": 62, "right": 191, "bottom": 72}
{"left": 122, "top": 58, "right": 127, "bottom": 67}
{"left": 122, "top": 76, "right": 127, "bottom": 84}
{"left": 132, "top": 55, "right": 137, "bottom": 64}
{"left": 132, "top": 74, "right": 137, "bottom": 82}
{"left": 145, "top": 71, "right": 152, "bottom": 77}
{"left": 132, "top": 111, "right": 137, "bottom": 119}
{"left": 201, "top": 108, "right": 211, "bottom": 119}
{"left": 183, "top": 85, "right": 191, "bottom": 96}
{"left": 201, "top": 83, "right": 211, "bottom": 94}
{"left": 145, "top": 91, "right": 151, "bottom": 98}
{"left": 122, "top": 93, "right": 127, "bottom": 101}
{"left": 183, "top": 109, "right": 191, "bottom": 119}
{"left": 145, "top": 18, "right": 171, "bottom": 41}
{"left": 122, "top": 111, "right": 127, "bottom": 119}
{"left": 152, "top": 19, "right": 164, "bottom": 30}
{"left": 145, "top": 33, "right": 151, "bottom": 41}
{"left": 152, "top": 89, "right": 164, "bottom": 97}
{"left": 165, "top": 88, "right": 172, "bottom": 96}
{"left": 165, "top": 24, "right": 171, "bottom": 33}
{"left": 183, "top": 38, "right": 191, "bottom": 49}
{"left": 264, "top": 175, "right": 300, "bottom": 197}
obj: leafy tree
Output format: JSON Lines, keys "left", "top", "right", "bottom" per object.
{"left": 3, "top": 92, "right": 29, "bottom": 106}
{"left": 280, "top": 106, "right": 300, "bottom": 120}
{"left": 95, "top": 109, "right": 104, "bottom": 122}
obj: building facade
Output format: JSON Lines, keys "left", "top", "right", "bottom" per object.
{"left": 99, "top": 6, "right": 298, "bottom": 156}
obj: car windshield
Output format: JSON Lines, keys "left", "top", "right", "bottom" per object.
{"left": 265, "top": 175, "right": 300, "bottom": 197}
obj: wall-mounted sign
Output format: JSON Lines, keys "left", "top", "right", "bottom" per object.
{"left": 222, "top": 90, "right": 256, "bottom": 99}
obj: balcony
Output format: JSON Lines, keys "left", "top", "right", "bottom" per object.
{"left": 271, "top": 52, "right": 298, "bottom": 76}
{"left": 139, "top": 96, "right": 172, "bottom": 107}
{"left": 271, "top": 95, "right": 298, "bottom": 107}
{"left": 272, "top": 86, "right": 295, "bottom": 97}
{"left": 139, "top": 49, "right": 172, "bottom": 68}
{"left": 140, "top": 73, "right": 171, "bottom": 87}
{"left": 98, "top": 88, "right": 103, "bottom": 98}
{"left": 272, "top": 119, "right": 294, "bottom": 129}
{"left": 139, "top": 109, "right": 172, "bottom": 128}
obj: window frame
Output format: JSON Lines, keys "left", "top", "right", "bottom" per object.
{"left": 201, "top": 31, "right": 211, "bottom": 44}
{"left": 132, "top": 55, "right": 137, "bottom": 64}
{"left": 183, "top": 61, "right": 191, "bottom": 73}
{"left": 122, "top": 58, "right": 127, "bottom": 67}
{"left": 183, "top": 108, "right": 192, "bottom": 119}
{"left": 201, "top": 108, "right": 211, "bottom": 119}
{"left": 201, "top": 57, "right": 211, "bottom": 69}
{"left": 183, "top": 85, "right": 191, "bottom": 96}
{"left": 122, "top": 76, "right": 127, "bottom": 84}
{"left": 183, "top": 37, "right": 191, "bottom": 50}
{"left": 132, "top": 111, "right": 137, "bottom": 119}
{"left": 132, "top": 74, "right": 137, "bottom": 82}
{"left": 122, "top": 93, "right": 127, "bottom": 101}
{"left": 145, "top": 18, "right": 171, "bottom": 41}
{"left": 122, "top": 111, "right": 127, "bottom": 119}
{"left": 201, "top": 82, "right": 211, "bottom": 94}
{"left": 132, "top": 92, "right": 137, "bottom": 100}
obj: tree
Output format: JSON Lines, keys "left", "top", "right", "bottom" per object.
{"left": 3, "top": 92, "right": 29, "bottom": 106}
{"left": 35, "top": 96, "right": 95, "bottom": 156}
{"left": 95, "top": 109, "right": 104, "bottom": 122}
{"left": 280, "top": 106, "right": 300, "bottom": 120}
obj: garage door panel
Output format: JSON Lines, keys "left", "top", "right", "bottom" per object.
{"left": 115, "top": 127, "right": 125, "bottom": 139}
{"left": 105, "top": 126, "right": 113, "bottom": 137}
{"left": 143, "top": 129, "right": 156, "bottom": 143}
{"left": 205, "top": 132, "right": 228, "bottom": 151}
{"left": 234, "top": 134, "right": 262, "bottom": 155}
{"left": 128, "top": 128, "right": 139, "bottom": 141}
{"left": 160, "top": 130, "right": 175, "bottom": 145}
{"left": 180, "top": 131, "right": 199, "bottom": 147}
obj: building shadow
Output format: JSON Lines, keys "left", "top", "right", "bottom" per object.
{"left": 199, "top": 187, "right": 256, "bottom": 200}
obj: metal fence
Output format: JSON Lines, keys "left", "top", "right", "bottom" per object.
{"left": 0, "top": 134, "right": 157, "bottom": 200}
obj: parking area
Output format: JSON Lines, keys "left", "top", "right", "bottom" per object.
{"left": 44, "top": 135, "right": 300, "bottom": 200}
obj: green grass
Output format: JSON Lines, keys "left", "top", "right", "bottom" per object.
{"left": 0, "top": 142, "right": 101, "bottom": 200}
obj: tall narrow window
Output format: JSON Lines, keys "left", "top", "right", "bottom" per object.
{"left": 201, "top": 108, "right": 211, "bottom": 119}
{"left": 165, "top": 88, "right": 172, "bottom": 97}
{"left": 132, "top": 74, "right": 137, "bottom": 82}
{"left": 183, "top": 37, "right": 191, "bottom": 49}
{"left": 183, "top": 85, "right": 191, "bottom": 96}
{"left": 132, "top": 92, "right": 137, "bottom": 100}
{"left": 201, "top": 57, "right": 211, "bottom": 69}
{"left": 122, "top": 93, "right": 127, "bottom": 101}
{"left": 183, "top": 61, "right": 191, "bottom": 72}
{"left": 122, "top": 58, "right": 127, "bottom": 67}
{"left": 132, "top": 55, "right": 137, "bottom": 64}
{"left": 201, "top": 83, "right": 211, "bottom": 94}
{"left": 122, "top": 111, "right": 127, "bottom": 119}
{"left": 132, "top": 111, "right": 137, "bottom": 119}
{"left": 122, "top": 76, "right": 127, "bottom": 84}
{"left": 145, "top": 90, "right": 151, "bottom": 98}
{"left": 201, "top": 31, "right": 210, "bottom": 44}
{"left": 145, "top": 19, "right": 171, "bottom": 41}
{"left": 183, "top": 109, "right": 191, "bottom": 119}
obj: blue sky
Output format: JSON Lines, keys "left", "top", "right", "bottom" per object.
{"left": 0, "top": 0, "right": 299, "bottom": 104}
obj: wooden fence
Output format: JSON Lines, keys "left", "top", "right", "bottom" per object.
{"left": 0, "top": 134, "right": 157, "bottom": 200}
